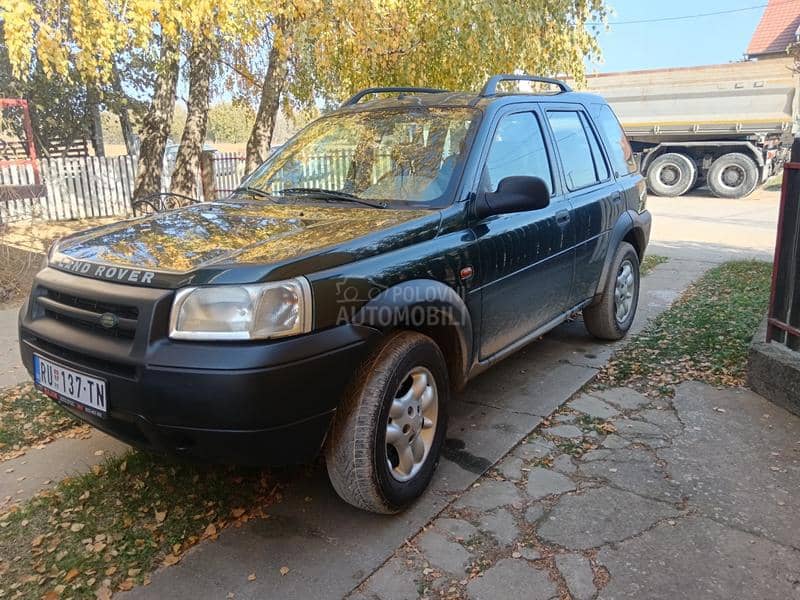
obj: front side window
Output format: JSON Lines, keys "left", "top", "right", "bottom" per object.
{"left": 547, "top": 110, "right": 608, "bottom": 191}
{"left": 241, "top": 108, "right": 479, "bottom": 207}
{"left": 481, "top": 112, "right": 553, "bottom": 193}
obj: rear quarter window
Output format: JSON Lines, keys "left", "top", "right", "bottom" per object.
{"left": 595, "top": 104, "right": 638, "bottom": 175}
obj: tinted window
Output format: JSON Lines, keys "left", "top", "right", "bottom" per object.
{"left": 581, "top": 114, "right": 610, "bottom": 181}
{"left": 547, "top": 110, "right": 608, "bottom": 191}
{"left": 482, "top": 112, "right": 552, "bottom": 193}
{"left": 596, "top": 104, "right": 637, "bottom": 175}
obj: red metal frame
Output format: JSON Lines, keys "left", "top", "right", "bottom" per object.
{"left": 0, "top": 98, "right": 40, "bottom": 185}
{"left": 767, "top": 161, "right": 800, "bottom": 343}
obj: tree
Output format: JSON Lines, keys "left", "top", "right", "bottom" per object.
{"left": 241, "top": 0, "right": 607, "bottom": 174}
{"left": 170, "top": 36, "right": 216, "bottom": 197}
{"left": 132, "top": 39, "right": 179, "bottom": 199}
{"left": 207, "top": 101, "right": 255, "bottom": 143}
{"left": 245, "top": 29, "right": 289, "bottom": 173}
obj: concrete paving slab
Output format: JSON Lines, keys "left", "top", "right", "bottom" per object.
{"left": 0, "top": 306, "right": 26, "bottom": 389}
{"left": 597, "top": 516, "right": 800, "bottom": 600}
{"left": 555, "top": 553, "right": 596, "bottom": 600}
{"left": 661, "top": 382, "right": 800, "bottom": 550}
{"left": 537, "top": 487, "right": 680, "bottom": 550}
{"left": 0, "top": 430, "right": 129, "bottom": 505}
{"left": 466, "top": 558, "right": 556, "bottom": 600}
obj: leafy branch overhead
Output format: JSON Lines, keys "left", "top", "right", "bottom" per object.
{"left": 1, "top": 0, "right": 608, "bottom": 194}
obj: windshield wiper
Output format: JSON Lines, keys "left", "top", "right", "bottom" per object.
{"left": 232, "top": 186, "right": 274, "bottom": 200}
{"left": 278, "top": 187, "right": 388, "bottom": 209}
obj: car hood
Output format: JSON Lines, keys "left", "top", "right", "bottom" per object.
{"left": 51, "top": 200, "right": 438, "bottom": 287}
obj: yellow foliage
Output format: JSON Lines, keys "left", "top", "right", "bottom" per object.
{"left": 1, "top": 0, "right": 606, "bottom": 95}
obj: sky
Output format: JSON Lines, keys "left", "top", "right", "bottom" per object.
{"left": 590, "top": 0, "right": 771, "bottom": 73}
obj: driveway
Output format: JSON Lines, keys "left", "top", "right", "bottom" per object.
{"left": 647, "top": 188, "right": 778, "bottom": 261}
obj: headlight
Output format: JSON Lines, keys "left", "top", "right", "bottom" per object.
{"left": 169, "top": 278, "right": 312, "bottom": 341}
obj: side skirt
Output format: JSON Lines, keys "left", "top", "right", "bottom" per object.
{"left": 466, "top": 299, "right": 592, "bottom": 381}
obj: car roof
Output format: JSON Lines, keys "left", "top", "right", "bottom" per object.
{"left": 334, "top": 90, "right": 608, "bottom": 114}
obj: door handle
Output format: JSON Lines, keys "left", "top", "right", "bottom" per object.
{"left": 555, "top": 210, "right": 571, "bottom": 226}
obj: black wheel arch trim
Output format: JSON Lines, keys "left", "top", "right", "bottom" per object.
{"left": 352, "top": 279, "right": 474, "bottom": 390}
{"left": 594, "top": 210, "right": 651, "bottom": 299}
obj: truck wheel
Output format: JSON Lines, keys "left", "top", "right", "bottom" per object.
{"left": 325, "top": 331, "right": 448, "bottom": 514}
{"left": 646, "top": 153, "right": 696, "bottom": 197}
{"left": 707, "top": 153, "right": 759, "bottom": 199}
{"left": 583, "top": 242, "right": 640, "bottom": 341}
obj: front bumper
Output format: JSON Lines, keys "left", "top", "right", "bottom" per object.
{"left": 19, "top": 268, "right": 380, "bottom": 465}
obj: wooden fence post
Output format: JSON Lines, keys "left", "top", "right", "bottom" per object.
{"left": 200, "top": 151, "right": 216, "bottom": 202}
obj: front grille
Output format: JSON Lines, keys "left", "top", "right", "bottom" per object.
{"left": 37, "top": 288, "right": 139, "bottom": 339}
{"left": 25, "top": 335, "right": 138, "bottom": 379}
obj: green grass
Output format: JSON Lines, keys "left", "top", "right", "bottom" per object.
{"left": 0, "top": 383, "right": 79, "bottom": 454}
{"left": 600, "top": 260, "right": 772, "bottom": 392}
{"left": 640, "top": 254, "right": 668, "bottom": 276}
{"left": 0, "top": 452, "right": 277, "bottom": 598}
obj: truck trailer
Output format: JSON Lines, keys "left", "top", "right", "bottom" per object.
{"left": 582, "top": 57, "right": 798, "bottom": 198}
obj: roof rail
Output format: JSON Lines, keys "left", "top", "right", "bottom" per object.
{"left": 341, "top": 87, "right": 448, "bottom": 108}
{"left": 480, "top": 75, "right": 572, "bottom": 97}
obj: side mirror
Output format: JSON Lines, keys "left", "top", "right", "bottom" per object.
{"left": 476, "top": 176, "right": 550, "bottom": 218}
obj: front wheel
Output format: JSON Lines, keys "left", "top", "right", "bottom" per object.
{"left": 325, "top": 331, "right": 449, "bottom": 514}
{"left": 583, "top": 242, "right": 640, "bottom": 340}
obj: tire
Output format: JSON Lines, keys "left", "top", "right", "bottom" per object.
{"left": 646, "top": 153, "right": 696, "bottom": 197}
{"left": 706, "top": 153, "right": 759, "bottom": 199}
{"left": 583, "top": 242, "right": 640, "bottom": 341}
{"left": 325, "top": 331, "right": 449, "bottom": 514}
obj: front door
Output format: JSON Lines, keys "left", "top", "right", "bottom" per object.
{"left": 473, "top": 108, "right": 575, "bottom": 360}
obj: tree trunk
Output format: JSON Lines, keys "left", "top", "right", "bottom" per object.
{"left": 245, "top": 39, "right": 289, "bottom": 174}
{"left": 132, "top": 39, "right": 179, "bottom": 200}
{"left": 87, "top": 86, "right": 105, "bottom": 157}
{"left": 112, "top": 63, "right": 137, "bottom": 155}
{"left": 170, "top": 37, "right": 215, "bottom": 199}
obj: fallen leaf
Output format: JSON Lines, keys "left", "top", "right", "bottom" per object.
{"left": 31, "top": 534, "right": 45, "bottom": 547}
{"left": 42, "top": 592, "right": 59, "bottom": 600}
{"left": 162, "top": 554, "right": 181, "bottom": 567}
{"left": 65, "top": 567, "right": 80, "bottom": 582}
{"left": 97, "top": 586, "right": 112, "bottom": 600}
{"left": 118, "top": 578, "right": 134, "bottom": 591}
{"left": 231, "top": 508, "right": 245, "bottom": 518}
{"left": 203, "top": 523, "right": 217, "bottom": 538}
{"left": 279, "top": 566, "right": 289, "bottom": 576}
{"left": 247, "top": 573, "right": 257, "bottom": 581}
{"left": 70, "top": 523, "right": 85, "bottom": 532}
{"left": 128, "top": 568, "right": 142, "bottom": 577}
{"left": 155, "top": 510, "right": 167, "bottom": 523}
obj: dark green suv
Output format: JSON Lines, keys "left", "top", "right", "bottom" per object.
{"left": 19, "top": 75, "right": 651, "bottom": 513}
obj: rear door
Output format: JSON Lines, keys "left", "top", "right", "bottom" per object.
{"left": 472, "top": 105, "right": 575, "bottom": 359}
{"left": 543, "top": 105, "right": 622, "bottom": 305}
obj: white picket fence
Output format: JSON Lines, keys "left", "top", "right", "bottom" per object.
{"left": 0, "top": 152, "right": 246, "bottom": 224}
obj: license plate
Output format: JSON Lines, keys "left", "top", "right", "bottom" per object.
{"left": 33, "top": 354, "right": 107, "bottom": 417}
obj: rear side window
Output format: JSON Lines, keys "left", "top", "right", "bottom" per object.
{"left": 595, "top": 105, "right": 638, "bottom": 175}
{"left": 546, "top": 111, "right": 608, "bottom": 191}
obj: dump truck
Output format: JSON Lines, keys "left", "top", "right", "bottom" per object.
{"left": 582, "top": 57, "right": 798, "bottom": 198}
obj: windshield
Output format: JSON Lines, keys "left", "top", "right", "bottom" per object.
{"left": 240, "top": 108, "right": 479, "bottom": 207}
